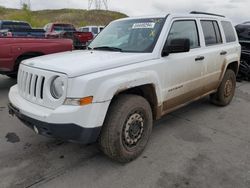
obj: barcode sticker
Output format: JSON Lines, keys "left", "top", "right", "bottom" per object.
{"left": 132, "top": 22, "right": 156, "bottom": 29}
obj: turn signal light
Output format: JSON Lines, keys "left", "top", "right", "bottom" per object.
{"left": 64, "top": 96, "right": 93, "bottom": 106}
{"left": 79, "top": 96, "right": 93, "bottom": 106}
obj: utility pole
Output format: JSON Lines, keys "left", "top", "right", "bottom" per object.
{"left": 20, "top": 0, "right": 31, "bottom": 9}
{"left": 88, "top": 0, "right": 108, "bottom": 10}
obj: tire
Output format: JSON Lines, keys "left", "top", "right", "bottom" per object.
{"left": 210, "top": 69, "right": 236, "bottom": 106}
{"left": 99, "top": 94, "right": 153, "bottom": 163}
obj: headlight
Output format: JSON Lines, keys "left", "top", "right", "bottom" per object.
{"left": 50, "top": 76, "right": 65, "bottom": 99}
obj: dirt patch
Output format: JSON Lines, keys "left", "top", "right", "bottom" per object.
{"left": 5, "top": 132, "right": 20, "bottom": 143}
{"left": 156, "top": 171, "right": 197, "bottom": 188}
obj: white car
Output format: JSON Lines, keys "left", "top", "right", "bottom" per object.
{"left": 9, "top": 12, "right": 241, "bottom": 162}
{"left": 78, "top": 25, "right": 104, "bottom": 37}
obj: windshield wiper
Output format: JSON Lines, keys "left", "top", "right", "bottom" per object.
{"left": 92, "top": 46, "right": 123, "bottom": 52}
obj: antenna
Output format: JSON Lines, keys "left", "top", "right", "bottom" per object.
{"left": 20, "top": 0, "right": 31, "bottom": 9}
{"left": 88, "top": 0, "right": 108, "bottom": 10}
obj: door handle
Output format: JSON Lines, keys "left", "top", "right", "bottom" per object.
{"left": 220, "top": 51, "right": 227, "bottom": 55}
{"left": 195, "top": 56, "right": 205, "bottom": 61}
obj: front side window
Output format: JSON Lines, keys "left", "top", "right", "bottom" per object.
{"left": 167, "top": 20, "right": 200, "bottom": 49}
{"left": 221, "top": 21, "right": 236, "bottom": 43}
{"left": 201, "top": 20, "right": 222, "bottom": 45}
{"left": 89, "top": 18, "right": 165, "bottom": 53}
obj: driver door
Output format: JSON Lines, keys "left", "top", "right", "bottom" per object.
{"left": 162, "top": 19, "right": 206, "bottom": 113}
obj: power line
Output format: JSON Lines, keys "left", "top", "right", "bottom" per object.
{"left": 88, "top": 0, "right": 108, "bottom": 10}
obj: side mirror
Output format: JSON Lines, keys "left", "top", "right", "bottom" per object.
{"left": 162, "top": 38, "right": 190, "bottom": 57}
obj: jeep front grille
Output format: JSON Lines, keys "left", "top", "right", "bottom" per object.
{"left": 17, "top": 64, "right": 68, "bottom": 109}
{"left": 18, "top": 70, "right": 46, "bottom": 100}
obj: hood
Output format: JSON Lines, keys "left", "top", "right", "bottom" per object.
{"left": 22, "top": 50, "right": 155, "bottom": 77}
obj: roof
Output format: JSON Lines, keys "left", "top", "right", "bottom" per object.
{"left": 116, "top": 12, "right": 230, "bottom": 22}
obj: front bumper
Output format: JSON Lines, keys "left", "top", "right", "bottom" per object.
{"left": 8, "top": 103, "right": 101, "bottom": 143}
{"left": 8, "top": 85, "right": 111, "bottom": 144}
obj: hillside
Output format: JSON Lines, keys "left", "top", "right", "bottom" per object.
{"left": 0, "top": 6, "right": 127, "bottom": 28}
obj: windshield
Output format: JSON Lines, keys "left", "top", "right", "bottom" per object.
{"left": 89, "top": 18, "right": 165, "bottom": 53}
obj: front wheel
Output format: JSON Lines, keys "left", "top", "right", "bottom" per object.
{"left": 99, "top": 94, "right": 153, "bottom": 163}
{"left": 210, "top": 69, "right": 236, "bottom": 106}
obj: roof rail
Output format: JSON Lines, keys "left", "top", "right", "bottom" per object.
{"left": 190, "top": 11, "right": 225, "bottom": 18}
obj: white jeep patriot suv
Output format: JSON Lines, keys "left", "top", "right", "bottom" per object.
{"left": 8, "top": 12, "right": 241, "bottom": 162}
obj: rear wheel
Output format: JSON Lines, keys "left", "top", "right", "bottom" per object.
{"left": 99, "top": 94, "right": 153, "bottom": 163}
{"left": 210, "top": 69, "right": 236, "bottom": 106}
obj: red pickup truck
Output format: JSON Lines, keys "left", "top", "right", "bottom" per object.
{"left": 44, "top": 23, "right": 93, "bottom": 49}
{"left": 0, "top": 37, "right": 73, "bottom": 78}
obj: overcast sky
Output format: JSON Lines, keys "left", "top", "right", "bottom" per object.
{"left": 0, "top": 0, "right": 249, "bottom": 24}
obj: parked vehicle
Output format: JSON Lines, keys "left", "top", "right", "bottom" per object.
{"left": 0, "top": 20, "right": 45, "bottom": 38}
{"left": 235, "top": 22, "right": 250, "bottom": 80}
{"left": 44, "top": 23, "right": 93, "bottom": 49}
{"left": 78, "top": 25, "right": 104, "bottom": 37}
{"left": 9, "top": 12, "right": 240, "bottom": 162}
{"left": 0, "top": 37, "right": 73, "bottom": 78}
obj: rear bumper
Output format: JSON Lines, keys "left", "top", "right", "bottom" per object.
{"left": 8, "top": 102, "right": 101, "bottom": 144}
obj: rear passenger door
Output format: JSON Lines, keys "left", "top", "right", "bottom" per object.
{"left": 200, "top": 20, "right": 226, "bottom": 90}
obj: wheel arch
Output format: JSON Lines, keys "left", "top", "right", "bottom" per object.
{"left": 93, "top": 71, "right": 163, "bottom": 121}
{"left": 226, "top": 61, "right": 239, "bottom": 75}
{"left": 114, "top": 84, "right": 159, "bottom": 120}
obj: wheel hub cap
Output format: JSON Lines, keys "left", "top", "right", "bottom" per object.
{"left": 224, "top": 79, "right": 233, "bottom": 97}
{"left": 123, "top": 113, "right": 144, "bottom": 147}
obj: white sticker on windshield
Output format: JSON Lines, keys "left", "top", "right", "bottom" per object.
{"left": 132, "top": 22, "right": 155, "bottom": 29}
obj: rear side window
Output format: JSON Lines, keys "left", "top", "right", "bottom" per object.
{"left": 92, "top": 27, "right": 98, "bottom": 34}
{"left": 201, "top": 20, "right": 222, "bottom": 46}
{"left": 221, "top": 21, "right": 236, "bottom": 43}
{"left": 167, "top": 20, "right": 200, "bottom": 49}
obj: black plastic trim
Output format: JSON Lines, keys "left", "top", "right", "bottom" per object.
{"left": 8, "top": 103, "right": 101, "bottom": 144}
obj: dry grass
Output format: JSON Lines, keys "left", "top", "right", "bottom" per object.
{"left": 0, "top": 7, "right": 127, "bottom": 28}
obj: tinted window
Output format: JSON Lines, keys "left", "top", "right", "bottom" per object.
{"left": 221, "top": 21, "right": 236, "bottom": 42}
{"left": 167, "top": 20, "right": 200, "bottom": 49}
{"left": 201, "top": 21, "right": 222, "bottom": 45}
{"left": 92, "top": 27, "right": 98, "bottom": 34}
{"left": 53, "top": 24, "right": 76, "bottom": 32}
{"left": 81, "top": 28, "right": 89, "bottom": 32}
{"left": 1, "top": 22, "right": 31, "bottom": 30}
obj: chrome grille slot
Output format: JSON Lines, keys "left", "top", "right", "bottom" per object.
{"left": 40, "top": 77, "right": 45, "bottom": 99}
{"left": 28, "top": 74, "right": 33, "bottom": 95}
{"left": 34, "top": 75, "right": 38, "bottom": 97}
